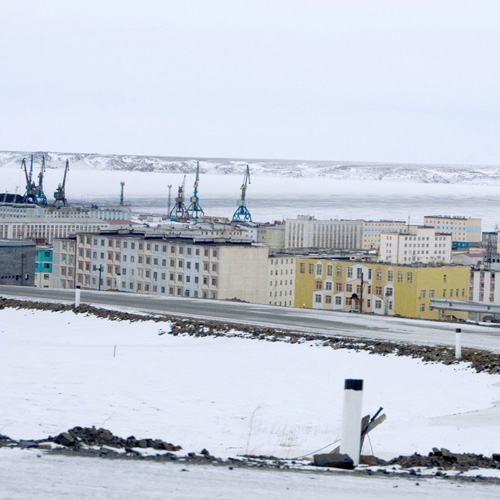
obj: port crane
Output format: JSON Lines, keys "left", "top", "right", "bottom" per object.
{"left": 169, "top": 175, "right": 189, "bottom": 220}
{"left": 232, "top": 164, "right": 252, "bottom": 222}
{"left": 187, "top": 161, "right": 204, "bottom": 219}
{"left": 21, "top": 155, "right": 37, "bottom": 204}
{"left": 34, "top": 155, "right": 48, "bottom": 205}
{"left": 54, "top": 159, "right": 69, "bottom": 207}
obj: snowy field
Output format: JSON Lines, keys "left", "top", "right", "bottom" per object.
{"left": 2, "top": 165, "right": 500, "bottom": 229}
{"left": 2, "top": 308, "right": 500, "bottom": 459}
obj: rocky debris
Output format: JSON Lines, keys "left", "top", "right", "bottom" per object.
{"left": 314, "top": 452, "right": 354, "bottom": 470}
{"left": 0, "top": 434, "right": 15, "bottom": 447}
{"left": 48, "top": 426, "right": 182, "bottom": 452}
{"left": 389, "top": 449, "right": 500, "bottom": 471}
{"left": 2, "top": 297, "right": 500, "bottom": 374}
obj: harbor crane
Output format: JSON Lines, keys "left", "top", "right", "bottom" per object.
{"left": 54, "top": 159, "right": 69, "bottom": 207}
{"left": 187, "top": 161, "right": 204, "bottom": 219}
{"left": 169, "top": 175, "right": 189, "bottom": 220}
{"left": 21, "top": 156, "right": 37, "bottom": 204}
{"left": 232, "top": 164, "right": 252, "bottom": 223}
{"left": 34, "top": 155, "right": 48, "bottom": 205}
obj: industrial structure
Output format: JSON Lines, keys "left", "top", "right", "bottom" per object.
{"left": 187, "top": 161, "right": 204, "bottom": 219}
{"left": 232, "top": 165, "right": 252, "bottom": 223}
{"left": 54, "top": 159, "right": 70, "bottom": 207}
{"left": 169, "top": 175, "right": 188, "bottom": 220}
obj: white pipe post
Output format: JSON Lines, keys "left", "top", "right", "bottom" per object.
{"left": 75, "top": 286, "right": 81, "bottom": 308}
{"left": 340, "top": 379, "right": 363, "bottom": 466}
{"left": 455, "top": 328, "right": 462, "bottom": 360}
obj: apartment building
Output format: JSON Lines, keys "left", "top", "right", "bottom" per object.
{"left": 362, "top": 220, "right": 407, "bottom": 250}
{"left": 424, "top": 215, "right": 482, "bottom": 244}
{"left": 0, "top": 218, "right": 113, "bottom": 244}
{"left": 53, "top": 231, "right": 269, "bottom": 304}
{"left": 294, "top": 257, "right": 469, "bottom": 320}
{"left": 469, "top": 268, "right": 500, "bottom": 303}
{"left": 285, "top": 216, "right": 364, "bottom": 250}
{"left": 35, "top": 246, "right": 53, "bottom": 287}
{"left": 0, "top": 239, "right": 36, "bottom": 286}
{"left": 51, "top": 237, "right": 76, "bottom": 289}
{"left": 379, "top": 226, "right": 452, "bottom": 265}
{"left": 268, "top": 254, "right": 296, "bottom": 307}
{"left": 0, "top": 203, "right": 132, "bottom": 220}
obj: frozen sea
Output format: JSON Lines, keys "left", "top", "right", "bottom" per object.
{"left": 2, "top": 167, "right": 499, "bottom": 229}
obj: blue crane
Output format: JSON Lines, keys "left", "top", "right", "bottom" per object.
{"left": 187, "top": 161, "right": 204, "bottom": 219}
{"left": 232, "top": 164, "right": 252, "bottom": 223}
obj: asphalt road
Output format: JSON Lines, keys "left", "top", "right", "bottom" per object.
{"left": 1, "top": 285, "right": 500, "bottom": 352}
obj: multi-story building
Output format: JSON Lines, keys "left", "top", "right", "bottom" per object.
{"left": 469, "top": 268, "right": 500, "bottom": 304}
{"left": 0, "top": 239, "right": 36, "bottom": 286}
{"left": 294, "top": 257, "right": 469, "bottom": 320}
{"left": 52, "top": 237, "right": 76, "bottom": 289}
{"left": 0, "top": 203, "right": 132, "bottom": 221}
{"left": 268, "top": 254, "right": 296, "bottom": 307}
{"left": 362, "top": 220, "right": 407, "bottom": 251}
{"left": 424, "top": 215, "right": 482, "bottom": 245}
{"left": 53, "top": 231, "right": 270, "bottom": 304}
{"left": 0, "top": 218, "right": 114, "bottom": 245}
{"left": 379, "top": 226, "right": 452, "bottom": 265}
{"left": 35, "top": 246, "right": 53, "bottom": 287}
{"left": 285, "top": 216, "right": 364, "bottom": 250}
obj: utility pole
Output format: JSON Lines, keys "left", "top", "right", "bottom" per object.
{"left": 167, "top": 185, "right": 172, "bottom": 216}
{"left": 120, "top": 182, "right": 125, "bottom": 206}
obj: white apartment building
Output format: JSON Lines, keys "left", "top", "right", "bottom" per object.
{"left": 53, "top": 231, "right": 270, "bottom": 304}
{"left": 52, "top": 237, "right": 76, "bottom": 289}
{"left": 0, "top": 218, "right": 112, "bottom": 244}
{"left": 285, "top": 216, "right": 363, "bottom": 250}
{"left": 268, "top": 254, "right": 296, "bottom": 307}
{"left": 379, "top": 226, "right": 452, "bottom": 264}
{"left": 424, "top": 215, "right": 482, "bottom": 244}
{"left": 0, "top": 203, "right": 132, "bottom": 220}
{"left": 469, "top": 269, "right": 499, "bottom": 304}
{"left": 362, "top": 220, "right": 407, "bottom": 250}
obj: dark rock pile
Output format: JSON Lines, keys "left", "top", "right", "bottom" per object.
{"left": 51, "top": 426, "right": 182, "bottom": 451}
{"left": 388, "top": 448, "right": 500, "bottom": 471}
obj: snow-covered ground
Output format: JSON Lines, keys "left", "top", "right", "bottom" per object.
{"left": 1, "top": 308, "right": 500, "bottom": 460}
{"left": 2, "top": 306, "right": 500, "bottom": 497}
{"left": 2, "top": 448, "right": 499, "bottom": 500}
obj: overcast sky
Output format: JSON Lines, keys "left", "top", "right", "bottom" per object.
{"left": 1, "top": 0, "right": 500, "bottom": 165}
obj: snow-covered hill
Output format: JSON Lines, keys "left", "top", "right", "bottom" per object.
{"left": 1, "top": 150, "right": 500, "bottom": 184}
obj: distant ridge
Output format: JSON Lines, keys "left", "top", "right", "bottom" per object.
{"left": 1, "top": 150, "right": 500, "bottom": 184}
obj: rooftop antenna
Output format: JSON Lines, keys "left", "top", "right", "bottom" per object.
{"left": 187, "top": 161, "right": 204, "bottom": 219}
{"left": 120, "top": 181, "right": 125, "bottom": 206}
{"left": 167, "top": 184, "right": 172, "bottom": 215}
{"left": 231, "top": 164, "right": 252, "bottom": 223}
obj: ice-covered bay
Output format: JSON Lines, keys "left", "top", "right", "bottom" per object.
{"left": 2, "top": 166, "right": 499, "bottom": 229}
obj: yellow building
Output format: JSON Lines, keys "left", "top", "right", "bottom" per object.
{"left": 294, "top": 258, "right": 470, "bottom": 320}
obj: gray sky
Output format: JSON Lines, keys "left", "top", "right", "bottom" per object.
{"left": 1, "top": 0, "right": 500, "bottom": 164}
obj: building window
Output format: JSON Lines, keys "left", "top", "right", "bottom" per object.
{"left": 420, "top": 290, "right": 426, "bottom": 299}
{"left": 407, "top": 272, "right": 412, "bottom": 283}
{"left": 316, "top": 263, "right": 322, "bottom": 275}
{"left": 315, "top": 294, "right": 322, "bottom": 303}
{"left": 430, "top": 290, "right": 435, "bottom": 298}
{"left": 376, "top": 270, "right": 382, "bottom": 280}
{"left": 335, "top": 296, "right": 342, "bottom": 305}
{"left": 300, "top": 263, "right": 305, "bottom": 273}
{"left": 316, "top": 281, "right": 322, "bottom": 290}
{"left": 346, "top": 284, "right": 352, "bottom": 292}
{"left": 397, "top": 272, "right": 403, "bottom": 283}
{"left": 327, "top": 265, "right": 333, "bottom": 276}
{"left": 443, "top": 274, "right": 447, "bottom": 283}
{"left": 325, "top": 282, "right": 332, "bottom": 291}
{"left": 309, "top": 264, "right": 314, "bottom": 274}
{"left": 335, "top": 283, "right": 342, "bottom": 292}
{"left": 376, "top": 286, "right": 382, "bottom": 295}
{"left": 375, "top": 300, "right": 382, "bottom": 309}
{"left": 336, "top": 266, "right": 342, "bottom": 277}
{"left": 325, "top": 295, "right": 332, "bottom": 304}
{"left": 420, "top": 304, "right": 426, "bottom": 312}
{"left": 387, "top": 270, "right": 393, "bottom": 282}
{"left": 347, "top": 267, "right": 353, "bottom": 278}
